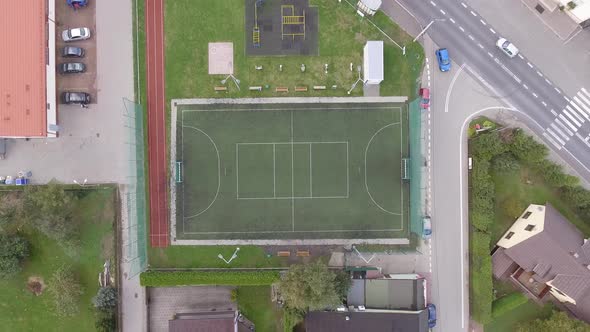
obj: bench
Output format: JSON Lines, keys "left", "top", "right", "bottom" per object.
{"left": 214, "top": 86, "right": 228, "bottom": 92}
{"left": 295, "top": 86, "right": 308, "bottom": 92}
{"left": 313, "top": 85, "right": 326, "bottom": 90}
{"left": 296, "top": 250, "right": 310, "bottom": 257}
{"left": 249, "top": 86, "right": 263, "bottom": 91}
{"left": 275, "top": 87, "right": 289, "bottom": 92}
{"left": 278, "top": 251, "right": 291, "bottom": 257}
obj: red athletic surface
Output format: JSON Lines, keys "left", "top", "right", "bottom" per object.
{"left": 145, "top": 0, "right": 169, "bottom": 247}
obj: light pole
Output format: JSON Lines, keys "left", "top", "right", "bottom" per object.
{"left": 73, "top": 178, "right": 88, "bottom": 187}
{"left": 218, "top": 247, "right": 241, "bottom": 264}
{"left": 413, "top": 19, "right": 446, "bottom": 42}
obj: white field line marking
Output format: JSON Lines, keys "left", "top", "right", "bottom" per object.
{"left": 440, "top": 9, "right": 446, "bottom": 14}
{"left": 291, "top": 111, "right": 295, "bottom": 231}
{"left": 459, "top": 26, "right": 465, "bottom": 32}
{"left": 576, "top": 132, "right": 590, "bottom": 148}
{"left": 541, "top": 101, "right": 547, "bottom": 107}
{"left": 238, "top": 196, "right": 348, "bottom": 200}
{"left": 555, "top": 118, "right": 574, "bottom": 136}
{"left": 480, "top": 19, "right": 486, "bottom": 26}
{"left": 559, "top": 114, "right": 577, "bottom": 131}
{"left": 550, "top": 123, "right": 569, "bottom": 141}
{"left": 550, "top": 109, "right": 558, "bottom": 116}
{"left": 489, "top": 27, "right": 496, "bottom": 34}
{"left": 470, "top": 10, "right": 477, "bottom": 16}
{"left": 273, "top": 144, "right": 276, "bottom": 196}
{"left": 566, "top": 105, "right": 584, "bottom": 123}
{"left": 309, "top": 143, "right": 312, "bottom": 197}
{"left": 563, "top": 108, "right": 581, "bottom": 127}
{"left": 430, "top": 0, "right": 436, "bottom": 6}
{"left": 468, "top": 35, "right": 475, "bottom": 40}
{"left": 555, "top": 87, "right": 562, "bottom": 94}
{"left": 450, "top": 18, "right": 456, "bottom": 23}
{"left": 527, "top": 62, "right": 533, "bottom": 68}
{"left": 547, "top": 128, "right": 565, "bottom": 145}
{"left": 543, "top": 132, "right": 563, "bottom": 150}
{"left": 461, "top": 2, "right": 467, "bottom": 8}
{"left": 518, "top": 54, "right": 524, "bottom": 59}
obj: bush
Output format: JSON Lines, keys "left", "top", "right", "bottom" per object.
{"left": 561, "top": 186, "right": 590, "bottom": 210}
{"left": 283, "top": 307, "right": 305, "bottom": 332}
{"left": 139, "top": 270, "right": 280, "bottom": 287}
{"left": 517, "top": 310, "right": 590, "bottom": 332}
{"left": 492, "top": 153, "right": 520, "bottom": 173}
{"left": 470, "top": 231, "right": 493, "bottom": 324}
{"left": 492, "top": 292, "right": 528, "bottom": 318}
{"left": 0, "top": 233, "right": 29, "bottom": 279}
{"left": 471, "top": 132, "right": 507, "bottom": 161}
{"left": 95, "top": 310, "right": 117, "bottom": 332}
{"left": 534, "top": 160, "right": 579, "bottom": 188}
{"left": 92, "top": 287, "right": 118, "bottom": 313}
{"left": 49, "top": 264, "right": 84, "bottom": 316}
{"left": 509, "top": 130, "right": 547, "bottom": 164}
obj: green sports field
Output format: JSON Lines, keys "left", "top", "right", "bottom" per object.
{"left": 174, "top": 101, "right": 409, "bottom": 240}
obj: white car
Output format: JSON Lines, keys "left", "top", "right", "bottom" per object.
{"left": 62, "top": 27, "right": 91, "bottom": 42}
{"left": 496, "top": 38, "right": 519, "bottom": 58}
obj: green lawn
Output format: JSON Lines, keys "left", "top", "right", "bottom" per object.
{"left": 237, "top": 286, "right": 283, "bottom": 332}
{"left": 148, "top": 245, "right": 286, "bottom": 268}
{"left": 0, "top": 189, "right": 116, "bottom": 331}
{"left": 165, "top": 0, "right": 423, "bottom": 99}
{"left": 485, "top": 300, "right": 553, "bottom": 332}
{"left": 491, "top": 167, "right": 590, "bottom": 245}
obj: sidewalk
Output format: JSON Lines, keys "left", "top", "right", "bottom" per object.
{"left": 520, "top": 0, "right": 581, "bottom": 41}
{"left": 380, "top": 0, "right": 423, "bottom": 37}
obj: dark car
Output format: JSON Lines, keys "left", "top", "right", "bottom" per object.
{"left": 62, "top": 46, "right": 85, "bottom": 58}
{"left": 59, "top": 62, "right": 86, "bottom": 74}
{"left": 427, "top": 303, "right": 437, "bottom": 328}
{"left": 435, "top": 48, "right": 451, "bottom": 72}
{"left": 62, "top": 92, "right": 91, "bottom": 105}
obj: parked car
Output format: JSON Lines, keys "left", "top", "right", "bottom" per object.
{"left": 62, "top": 46, "right": 85, "bottom": 58}
{"left": 435, "top": 48, "right": 451, "bottom": 72}
{"left": 427, "top": 304, "right": 437, "bottom": 328}
{"left": 59, "top": 62, "right": 86, "bottom": 74}
{"left": 423, "top": 216, "right": 432, "bottom": 240}
{"left": 62, "top": 27, "right": 91, "bottom": 42}
{"left": 419, "top": 88, "right": 430, "bottom": 109}
{"left": 496, "top": 38, "right": 519, "bottom": 58}
{"left": 62, "top": 92, "right": 91, "bottom": 105}
{"left": 67, "top": 0, "right": 89, "bottom": 7}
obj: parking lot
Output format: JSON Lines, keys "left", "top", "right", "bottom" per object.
{"left": 56, "top": 0, "right": 97, "bottom": 103}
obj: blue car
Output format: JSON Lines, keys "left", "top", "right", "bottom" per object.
{"left": 435, "top": 48, "right": 451, "bottom": 72}
{"left": 427, "top": 303, "right": 437, "bottom": 328}
{"left": 67, "top": 0, "right": 88, "bottom": 7}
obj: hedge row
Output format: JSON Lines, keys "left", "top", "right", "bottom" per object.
{"left": 470, "top": 231, "right": 493, "bottom": 324}
{"left": 140, "top": 270, "right": 281, "bottom": 287}
{"left": 492, "top": 292, "right": 528, "bottom": 319}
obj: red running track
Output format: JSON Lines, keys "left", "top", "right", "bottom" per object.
{"left": 145, "top": 0, "right": 169, "bottom": 247}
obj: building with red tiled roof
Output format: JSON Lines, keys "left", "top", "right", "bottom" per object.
{"left": 0, "top": 0, "right": 57, "bottom": 137}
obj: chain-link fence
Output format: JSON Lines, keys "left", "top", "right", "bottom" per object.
{"left": 122, "top": 98, "right": 147, "bottom": 278}
{"left": 409, "top": 98, "right": 423, "bottom": 236}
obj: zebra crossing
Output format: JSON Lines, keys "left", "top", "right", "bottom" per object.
{"left": 543, "top": 88, "right": 590, "bottom": 150}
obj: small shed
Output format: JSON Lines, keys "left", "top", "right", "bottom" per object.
{"left": 357, "top": 0, "right": 382, "bottom": 16}
{"left": 363, "top": 41, "right": 384, "bottom": 85}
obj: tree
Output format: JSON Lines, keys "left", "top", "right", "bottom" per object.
{"left": 562, "top": 186, "right": 590, "bottom": 210}
{"left": 492, "top": 153, "right": 520, "bottom": 173}
{"left": 49, "top": 264, "right": 84, "bottom": 316}
{"left": 95, "top": 310, "right": 117, "bottom": 332}
{"left": 517, "top": 310, "right": 590, "bottom": 332}
{"left": 92, "top": 287, "right": 118, "bottom": 312}
{"left": 471, "top": 132, "right": 507, "bottom": 161}
{"left": 279, "top": 261, "right": 348, "bottom": 311}
{"left": 535, "top": 160, "right": 579, "bottom": 188}
{"left": 509, "top": 129, "right": 547, "bottom": 164}
{"left": 0, "top": 234, "right": 29, "bottom": 279}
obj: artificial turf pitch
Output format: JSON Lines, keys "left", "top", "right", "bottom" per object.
{"left": 175, "top": 102, "right": 409, "bottom": 240}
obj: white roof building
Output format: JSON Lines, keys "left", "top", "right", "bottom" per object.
{"left": 363, "top": 41, "right": 384, "bottom": 85}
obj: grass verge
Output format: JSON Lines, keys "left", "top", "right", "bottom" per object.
{"left": 237, "top": 286, "right": 283, "bottom": 332}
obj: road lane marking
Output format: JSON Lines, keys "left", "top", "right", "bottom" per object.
{"left": 527, "top": 62, "right": 533, "bottom": 68}
{"left": 566, "top": 105, "right": 584, "bottom": 123}
{"left": 576, "top": 133, "right": 590, "bottom": 148}
{"left": 478, "top": 43, "right": 484, "bottom": 49}
{"left": 550, "top": 109, "right": 558, "bottom": 116}
{"left": 581, "top": 87, "right": 590, "bottom": 97}
{"left": 555, "top": 118, "right": 574, "bottom": 136}
{"left": 571, "top": 97, "right": 590, "bottom": 120}
{"left": 450, "top": 18, "right": 456, "bottom": 23}
{"left": 559, "top": 114, "right": 577, "bottom": 131}
{"left": 564, "top": 96, "right": 570, "bottom": 102}
{"left": 532, "top": 92, "right": 538, "bottom": 98}
{"left": 577, "top": 91, "right": 590, "bottom": 109}
{"left": 536, "top": 71, "right": 543, "bottom": 77}
{"left": 430, "top": 0, "right": 436, "bottom": 6}
{"left": 480, "top": 19, "right": 486, "bottom": 26}
{"left": 470, "top": 10, "right": 477, "bottom": 16}
{"left": 541, "top": 101, "right": 547, "bottom": 107}
{"left": 489, "top": 27, "right": 496, "bottom": 34}
{"left": 543, "top": 132, "right": 562, "bottom": 149}
{"left": 461, "top": 2, "right": 467, "bottom": 8}
{"left": 523, "top": 84, "right": 529, "bottom": 90}
{"left": 487, "top": 52, "right": 493, "bottom": 58}
{"left": 545, "top": 78, "right": 552, "bottom": 85}
{"left": 459, "top": 26, "right": 465, "bottom": 32}
{"left": 518, "top": 54, "right": 524, "bottom": 59}
{"left": 440, "top": 9, "right": 446, "bottom": 14}
{"left": 554, "top": 87, "right": 561, "bottom": 94}
{"left": 550, "top": 123, "right": 569, "bottom": 141}
{"left": 563, "top": 108, "right": 581, "bottom": 127}
{"left": 468, "top": 35, "right": 475, "bottom": 40}
{"left": 445, "top": 63, "right": 466, "bottom": 112}
{"left": 498, "top": 63, "right": 521, "bottom": 83}
{"left": 547, "top": 128, "right": 565, "bottom": 145}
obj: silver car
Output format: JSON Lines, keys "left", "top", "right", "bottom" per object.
{"left": 62, "top": 27, "right": 91, "bottom": 42}
{"left": 496, "top": 38, "right": 519, "bottom": 58}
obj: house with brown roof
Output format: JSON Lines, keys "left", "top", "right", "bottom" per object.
{"left": 0, "top": 1, "right": 58, "bottom": 137}
{"left": 491, "top": 203, "right": 590, "bottom": 323}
